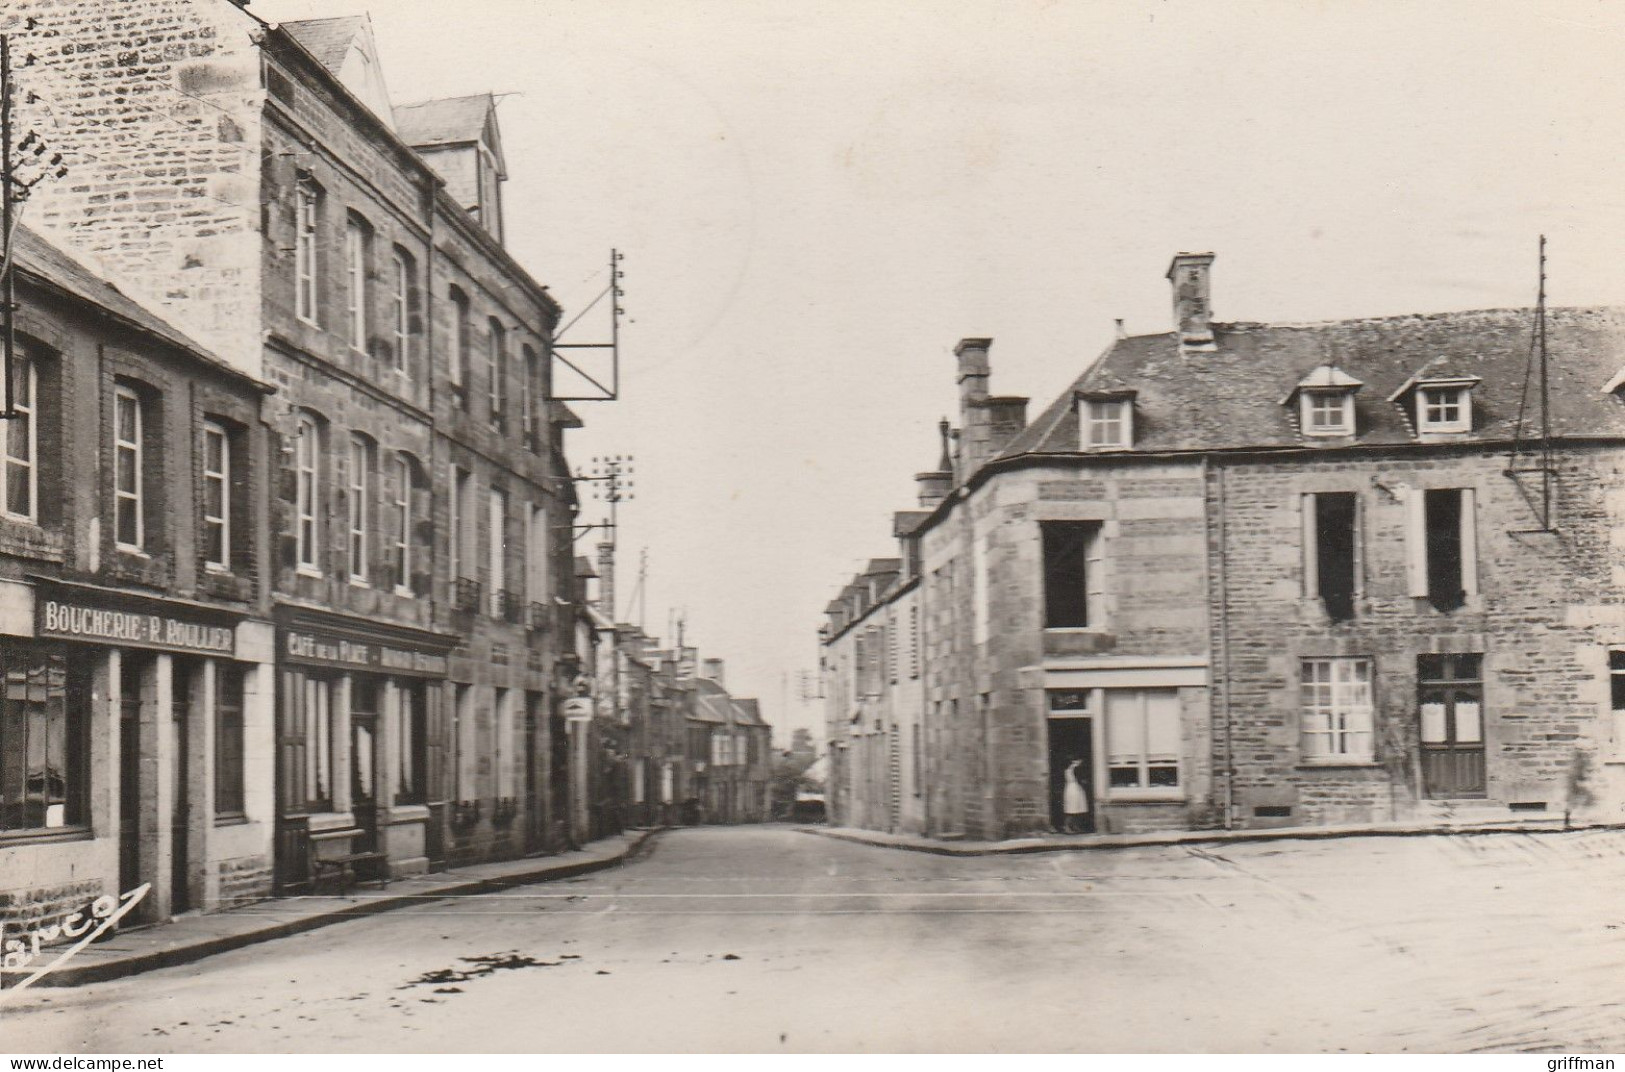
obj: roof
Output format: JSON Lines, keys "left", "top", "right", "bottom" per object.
{"left": 733, "top": 698, "right": 765, "bottom": 726}
{"left": 15, "top": 226, "right": 265, "bottom": 391}
{"left": 281, "top": 17, "right": 369, "bottom": 75}
{"left": 394, "top": 95, "right": 505, "bottom": 174}
{"left": 1000, "top": 307, "right": 1625, "bottom": 458}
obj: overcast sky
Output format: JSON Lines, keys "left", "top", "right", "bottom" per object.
{"left": 252, "top": 0, "right": 1625, "bottom": 741}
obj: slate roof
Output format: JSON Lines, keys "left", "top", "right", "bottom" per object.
{"left": 281, "top": 17, "right": 368, "bottom": 75}
{"left": 15, "top": 226, "right": 262, "bottom": 389}
{"left": 394, "top": 94, "right": 496, "bottom": 150}
{"left": 733, "top": 698, "right": 765, "bottom": 726}
{"left": 999, "top": 307, "right": 1625, "bottom": 459}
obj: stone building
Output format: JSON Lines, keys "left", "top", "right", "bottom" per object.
{"left": 0, "top": 227, "right": 276, "bottom": 931}
{"left": 12, "top": 2, "right": 582, "bottom": 889}
{"left": 823, "top": 252, "right": 1625, "bottom": 840}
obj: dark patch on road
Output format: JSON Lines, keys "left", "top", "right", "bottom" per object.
{"left": 399, "top": 951, "right": 567, "bottom": 989}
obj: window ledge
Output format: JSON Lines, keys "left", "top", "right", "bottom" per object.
{"left": 296, "top": 566, "right": 324, "bottom": 579}
{"left": 1297, "top": 759, "right": 1380, "bottom": 769}
{"left": 214, "top": 813, "right": 249, "bottom": 827}
{"left": 0, "top": 825, "right": 93, "bottom": 847}
{"left": 1105, "top": 792, "right": 1185, "bottom": 804}
{"left": 1044, "top": 627, "right": 1108, "bottom": 634}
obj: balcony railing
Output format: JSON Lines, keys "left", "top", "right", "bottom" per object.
{"left": 453, "top": 577, "right": 483, "bottom": 613}
{"left": 528, "top": 601, "right": 550, "bottom": 632}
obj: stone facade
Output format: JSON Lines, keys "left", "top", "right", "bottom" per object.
{"left": 823, "top": 253, "right": 1625, "bottom": 841}
{"left": 10, "top": 1, "right": 583, "bottom": 895}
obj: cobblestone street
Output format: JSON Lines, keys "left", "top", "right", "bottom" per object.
{"left": 3, "top": 826, "right": 1623, "bottom": 1053}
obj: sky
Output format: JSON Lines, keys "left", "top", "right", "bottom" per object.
{"left": 251, "top": 0, "right": 1625, "bottom": 742}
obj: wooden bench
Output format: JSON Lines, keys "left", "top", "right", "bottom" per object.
{"left": 311, "top": 850, "right": 389, "bottom": 895}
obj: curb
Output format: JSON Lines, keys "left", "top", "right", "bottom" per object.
{"left": 34, "top": 828, "right": 663, "bottom": 988}
{"left": 797, "top": 819, "right": 1625, "bottom": 857}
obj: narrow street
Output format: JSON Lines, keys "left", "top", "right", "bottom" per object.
{"left": 3, "top": 826, "right": 1623, "bottom": 1053}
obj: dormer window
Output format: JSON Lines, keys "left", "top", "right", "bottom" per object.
{"left": 1284, "top": 366, "right": 1362, "bottom": 439}
{"left": 1389, "top": 371, "right": 1479, "bottom": 437}
{"left": 1419, "top": 385, "right": 1470, "bottom": 433}
{"left": 1304, "top": 391, "right": 1354, "bottom": 435}
{"left": 1079, "top": 390, "right": 1135, "bottom": 450}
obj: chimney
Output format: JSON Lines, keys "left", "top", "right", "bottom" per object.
{"left": 955, "top": 338, "right": 994, "bottom": 478}
{"left": 983, "top": 396, "right": 1028, "bottom": 453}
{"left": 915, "top": 417, "right": 954, "bottom": 507}
{"left": 1166, "top": 252, "right": 1216, "bottom": 352}
{"left": 596, "top": 540, "right": 615, "bottom": 620}
{"left": 701, "top": 658, "right": 725, "bottom": 687}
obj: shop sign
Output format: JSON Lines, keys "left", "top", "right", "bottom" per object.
{"left": 283, "top": 628, "right": 450, "bottom": 678}
{"left": 38, "top": 597, "right": 235, "bottom": 656}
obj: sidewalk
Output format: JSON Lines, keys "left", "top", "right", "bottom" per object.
{"left": 800, "top": 814, "right": 1623, "bottom": 856}
{"left": 18, "top": 829, "right": 660, "bottom": 989}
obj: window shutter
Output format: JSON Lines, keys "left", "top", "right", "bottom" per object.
{"left": 1404, "top": 487, "right": 1429, "bottom": 597}
{"left": 1459, "top": 487, "right": 1478, "bottom": 597}
{"left": 1301, "top": 494, "right": 1319, "bottom": 599}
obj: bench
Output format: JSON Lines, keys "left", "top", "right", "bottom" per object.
{"left": 311, "top": 850, "right": 389, "bottom": 895}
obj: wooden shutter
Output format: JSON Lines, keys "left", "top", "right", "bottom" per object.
{"left": 1459, "top": 488, "right": 1478, "bottom": 597}
{"left": 1302, "top": 494, "right": 1320, "bottom": 599}
{"left": 1404, "top": 487, "right": 1429, "bottom": 597}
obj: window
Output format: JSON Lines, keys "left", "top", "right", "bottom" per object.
{"left": 215, "top": 664, "right": 245, "bottom": 818}
{"left": 1303, "top": 492, "right": 1357, "bottom": 621}
{"left": 396, "top": 682, "right": 426, "bottom": 805}
{"left": 202, "top": 421, "right": 230, "bottom": 570}
{"left": 114, "top": 386, "right": 144, "bottom": 550}
{"left": 488, "top": 485, "right": 507, "bottom": 615}
{"left": 1406, "top": 487, "right": 1478, "bottom": 611}
{"left": 1300, "top": 658, "right": 1374, "bottom": 762}
{"left": 448, "top": 287, "right": 470, "bottom": 396}
{"left": 1042, "top": 521, "right": 1102, "bottom": 629}
{"left": 450, "top": 466, "right": 468, "bottom": 579}
{"left": 303, "top": 675, "right": 333, "bottom": 810}
{"left": 1419, "top": 386, "right": 1470, "bottom": 433}
{"left": 3, "top": 356, "right": 37, "bottom": 521}
{"left": 295, "top": 181, "right": 319, "bottom": 324}
{"left": 0, "top": 646, "right": 85, "bottom": 832}
{"left": 348, "top": 435, "right": 374, "bottom": 585}
{"left": 494, "top": 687, "right": 514, "bottom": 798}
{"left": 392, "top": 454, "right": 414, "bottom": 595}
{"left": 487, "top": 319, "right": 506, "bottom": 427}
{"left": 522, "top": 345, "right": 540, "bottom": 449}
{"left": 1418, "top": 655, "right": 1483, "bottom": 748}
{"left": 345, "top": 216, "right": 369, "bottom": 352}
{"left": 1303, "top": 391, "right": 1355, "bottom": 436}
{"left": 526, "top": 502, "right": 547, "bottom": 607}
{"left": 1084, "top": 398, "right": 1131, "bottom": 448}
{"left": 295, "top": 415, "right": 321, "bottom": 573}
{"left": 391, "top": 248, "right": 412, "bottom": 377}
{"left": 1611, "top": 651, "right": 1625, "bottom": 760}
{"left": 1104, "top": 689, "right": 1181, "bottom": 791}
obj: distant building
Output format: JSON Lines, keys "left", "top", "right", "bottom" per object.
{"left": 824, "top": 252, "right": 1625, "bottom": 839}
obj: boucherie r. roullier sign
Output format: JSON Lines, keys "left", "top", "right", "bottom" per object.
{"left": 35, "top": 587, "right": 237, "bottom": 657}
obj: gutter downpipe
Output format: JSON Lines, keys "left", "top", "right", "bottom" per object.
{"left": 1214, "top": 458, "right": 1235, "bottom": 830}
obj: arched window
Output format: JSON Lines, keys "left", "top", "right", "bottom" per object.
{"left": 391, "top": 246, "right": 415, "bottom": 378}
{"left": 448, "top": 286, "right": 470, "bottom": 397}
{"left": 392, "top": 451, "right": 427, "bottom": 595}
{"left": 348, "top": 432, "right": 376, "bottom": 584}
{"left": 345, "top": 212, "right": 372, "bottom": 352}
{"left": 487, "top": 318, "right": 507, "bottom": 428}
{"left": 295, "top": 413, "right": 323, "bottom": 573}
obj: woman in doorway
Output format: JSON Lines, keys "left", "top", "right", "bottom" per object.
{"left": 1062, "top": 758, "right": 1090, "bottom": 834}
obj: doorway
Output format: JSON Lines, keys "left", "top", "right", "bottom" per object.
{"left": 117, "top": 654, "right": 153, "bottom": 919}
{"left": 1047, "top": 717, "right": 1095, "bottom": 833}
{"left": 351, "top": 677, "right": 380, "bottom": 851}
{"left": 1418, "top": 654, "right": 1486, "bottom": 798}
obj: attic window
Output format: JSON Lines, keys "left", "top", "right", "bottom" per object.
{"left": 1079, "top": 392, "right": 1135, "bottom": 450}
{"left": 1418, "top": 386, "right": 1470, "bottom": 433}
{"left": 1302, "top": 391, "right": 1354, "bottom": 436}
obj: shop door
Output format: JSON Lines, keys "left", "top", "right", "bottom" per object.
{"left": 170, "top": 660, "right": 193, "bottom": 914}
{"left": 1418, "top": 654, "right": 1486, "bottom": 798}
{"left": 351, "top": 679, "right": 380, "bottom": 851}
{"left": 117, "top": 655, "right": 150, "bottom": 915}
{"left": 1047, "top": 716, "right": 1095, "bottom": 833}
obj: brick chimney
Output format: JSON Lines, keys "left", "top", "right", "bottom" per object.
{"left": 701, "top": 658, "right": 725, "bottom": 688}
{"left": 1166, "top": 252, "right": 1216, "bottom": 352}
{"left": 955, "top": 338, "right": 993, "bottom": 478}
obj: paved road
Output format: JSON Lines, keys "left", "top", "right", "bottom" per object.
{"left": 2, "top": 825, "right": 1623, "bottom": 1052}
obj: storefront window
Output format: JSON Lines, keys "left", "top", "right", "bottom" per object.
{"left": 396, "top": 682, "right": 427, "bottom": 805}
{"left": 280, "top": 670, "right": 335, "bottom": 812}
{"left": 216, "top": 664, "right": 245, "bottom": 818}
{"left": 0, "top": 645, "right": 86, "bottom": 833}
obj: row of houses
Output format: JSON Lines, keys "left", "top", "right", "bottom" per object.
{"left": 0, "top": 0, "right": 761, "bottom": 939}
{"left": 822, "top": 251, "right": 1625, "bottom": 840}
